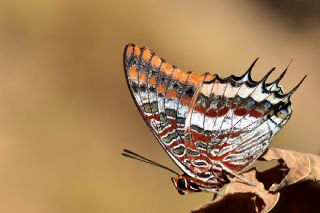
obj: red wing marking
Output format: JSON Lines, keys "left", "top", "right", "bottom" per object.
{"left": 234, "top": 108, "right": 247, "bottom": 116}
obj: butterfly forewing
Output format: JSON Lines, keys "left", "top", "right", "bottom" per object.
{"left": 124, "top": 44, "right": 208, "bottom": 177}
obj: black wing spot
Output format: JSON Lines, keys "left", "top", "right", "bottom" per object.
{"left": 140, "top": 84, "right": 147, "bottom": 92}
{"left": 149, "top": 87, "right": 156, "bottom": 93}
{"left": 132, "top": 82, "right": 139, "bottom": 93}
{"left": 186, "top": 87, "right": 195, "bottom": 97}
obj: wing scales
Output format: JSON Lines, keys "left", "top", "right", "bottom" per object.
{"left": 124, "top": 44, "right": 304, "bottom": 180}
{"left": 124, "top": 44, "right": 206, "bottom": 176}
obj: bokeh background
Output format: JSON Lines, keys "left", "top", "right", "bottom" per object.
{"left": 0, "top": 1, "right": 319, "bottom": 212}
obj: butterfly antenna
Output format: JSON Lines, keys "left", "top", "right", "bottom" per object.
{"left": 122, "top": 149, "right": 179, "bottom": 176}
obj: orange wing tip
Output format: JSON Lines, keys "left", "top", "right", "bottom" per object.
{"left": 142, "top": 47, "right": 152, "bottom": 62}
{"left": 160, "top": 62, "right": 174, "bottom": 75}
{"left": 151, "top": 54, "right": 162, "bottom": 68}
{"left": 188, "top": 73, "right": 206, "bottom": 86}
{"left": 126, "top": 44, "right": 134, "bottom": 57}
{"left": 125, "top": 44, "right": 200, "bottom": 87}
{"left": 204, "top": 74, "right": 215, "bottom": 82}
{"left": 172, "top": 69, "right": 190, "bottom": 82}
{"left": 134, "top": 45, "right": 141, "bottom": 56}
{"left": 125, "top": 43, "right": 141, "bottom": 57}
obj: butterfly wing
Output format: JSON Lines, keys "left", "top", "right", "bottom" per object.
{"left": 124, "top": 44, "right": 212, "bottom": 177}
{"left": 124, "top": 44, "right": 305, "bottom": 179}
{"left": 195, "top": 67, "right": 299, "bottom": 174}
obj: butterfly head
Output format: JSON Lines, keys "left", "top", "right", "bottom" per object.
{"left": 171, "top": 175, "right": 201, "bottom": 195}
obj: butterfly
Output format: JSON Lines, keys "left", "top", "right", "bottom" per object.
{"left": 122, "top": 44, "right": 305, "bottom": 195}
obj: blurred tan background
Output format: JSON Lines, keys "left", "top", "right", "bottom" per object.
{"left": 0, "top": 0, "right": 319, "bottom": 212}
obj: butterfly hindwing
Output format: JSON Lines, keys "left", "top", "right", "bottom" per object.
{"left": 203, "top": 70, "right": 292, "bottom": 173}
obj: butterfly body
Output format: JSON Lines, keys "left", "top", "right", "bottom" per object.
{"left": 123, "top": 44, "right": 305, "bottom": 194}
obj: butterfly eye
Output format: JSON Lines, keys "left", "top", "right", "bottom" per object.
{"left": 177, "top": 178, "right": 187, "bottom": 190}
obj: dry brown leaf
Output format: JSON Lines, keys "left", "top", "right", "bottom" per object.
{"left": 261, "top": 148, "right": 320, "bottom": 191}
{"left": 191, "top": 169, "right": 279, "bottom": 213}
{"left": 191, "top": 148, "right": 320, "bottom": 213}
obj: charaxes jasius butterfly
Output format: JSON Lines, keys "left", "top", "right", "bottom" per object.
{"left": 122, "top": 44, "right": 306, "bottom": 195}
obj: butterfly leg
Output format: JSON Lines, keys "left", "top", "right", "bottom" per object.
{"left": 225, "top": 169, "right": 254, "bottom": 186}
{"left": 232, "top": 173, "right": 254, "bottom": 186}
{"left": 212, "top": 189, "right": 223, "bottom": 200}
